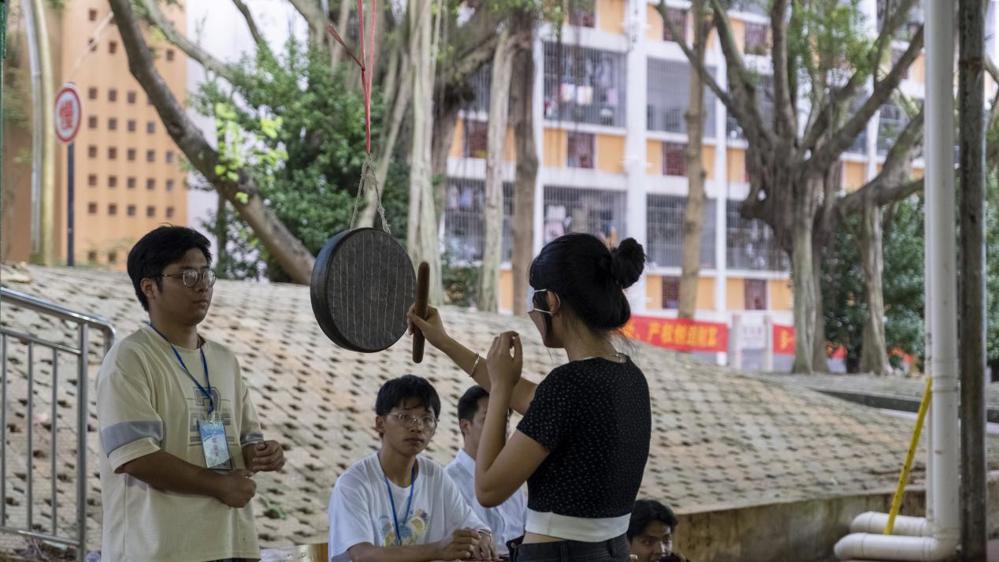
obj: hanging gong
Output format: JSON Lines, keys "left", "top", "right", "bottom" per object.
{"left": 310, "top": 228, "right": 416, "bottom": 352}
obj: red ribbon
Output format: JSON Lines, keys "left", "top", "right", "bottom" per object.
{"left": 326, "top": 0, "right": 377, "bottom": 154}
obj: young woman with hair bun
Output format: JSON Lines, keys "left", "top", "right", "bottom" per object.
{"left": 409, "top": 233, "right": 652, "bottom": 562}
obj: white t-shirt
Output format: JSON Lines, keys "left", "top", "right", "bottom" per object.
{"left": 96, "top": 325, "right": 264, "bottom": 562}
{"left": 327, "top": 453, "right": 487, "bottom": 561}
{"left": 445, "top": 450, "right": 526, "bottom": 554}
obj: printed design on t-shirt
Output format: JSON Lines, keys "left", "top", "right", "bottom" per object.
{"left": 186, "top": 388, "right": 234, "bottom": 446}
{"left": 380, "top": 509, "right": 429, "bottom": 546}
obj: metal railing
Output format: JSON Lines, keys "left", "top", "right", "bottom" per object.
{"left": 1, "top": 286, "right": 116, "bottom": 561}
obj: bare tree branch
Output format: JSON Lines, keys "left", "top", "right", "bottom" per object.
{"left": 770, "top": 0, "right": 796, "bottom": 139}
{"left": 288, "top": 0, "right": 327, "bottom": 42}
{"left": 655, "top": 2, "right": 738, "bottom": 113}
{"left": 708, "top": 0, "right": 773, "bottom": 148}
{"left": 839, "top": 105, "right": 925, "bottom": 214}
{"left": 232, "top": 0, "right": 269, "bottom": 54}
{"left": 110, "top": 0, "right": 316, "bottom": 283}
{"left": 801, "top": 0, "right": 920, "bottom": 153}
{"left": 139, "top": 0, "right": 239, "bottom": 83}
{"left": 809, "top": 25, "right": 924, "bottom": 174}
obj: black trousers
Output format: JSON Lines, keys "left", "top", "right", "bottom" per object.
{"left": 509, "top": 534, "right": 631, "bottom": 562}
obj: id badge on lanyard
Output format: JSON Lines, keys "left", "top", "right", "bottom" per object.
{"left": 199, "top": 410, "right": 233, "bottom": 471}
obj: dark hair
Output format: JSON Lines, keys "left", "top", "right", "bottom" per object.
{"left": 529, "top": 233, "right": 645, "bottom": 331}
{"left": 627, "top": 499, "right": 679, "bottom": 540}
{"left": 375, "top": 375, "right": 442, "bottom": 419}
{"left": 127, "top": 226, "right": 212, "bottom": 311}
{"left": 457, "top": 385, "right": 489, "bottom": 422}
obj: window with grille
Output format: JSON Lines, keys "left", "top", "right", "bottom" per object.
{"left": 726, "top": 200, "right": 788, "bottom": 271}
{"left": 662, "top": 277, "right": 681, "bottom": 309}
{"left": 108, "top": 89, "right": 118, "bottom": 102}
{"left": 147, "top": 206, "right": 156, "bottom": 218}
{"left": 108, "top": 175, "right": 118, "bottom": 188}
{"left": 127, "top": 91, "right": 137, "bottom": 104}
{"left": 88, "top": 146, "right": 97, "bottom": 158}
{"left": 543, "top": 43, "right": 626, "bottom": 127}
{"left": 846, "top": 96, "right": 868, "bottom": 154}
{"left": 87, "top": 251, "right": 98, "bottom": 262}
{"left": 88, "top": 203, "right": 97, "bottom": 215}
{"left": 127, "top": 205, "right": 136, "bottom": 217}
{"left": 109, "top": 41, "right": 117, "bottom": 55}
{"left": 108, "top": 118, "right": 118, "bottom": 131}
{"left": 461, "top": 65, "right": 492, "bottom": 114}
{"left": 646, "top": 194, "right": 716, "bottom": 268}
{"left": 166, "top": 179, "right": 175, "bottom": 191}
{"left": 146, "top": 150, "right": 155, "bottom": 162}
{"left": 441, "top": 178, "right": 514, "bottom": 263}
{"left": 744, "top": 279, "right": 767, "bottom": 310}
{"left": 663, "top": 142, "right": 687, "bottom": 176}
{"left": 88, "top": 9, "right": 97, "bottom": 21}
{"left": 569, "top": 6, "right": 596, "bottom": 27}
{"left": 166, "top": 151, "right": 175, "bottom": 164}
{"left": 662, "top": 9, "right": 687, "bottom": 42}
{"left": 464, "top": 120, "right": 488, "bottom": 159}
{"left": 166, "top": 207, "right": 175, "bottom": 219}
{"left": 726, "top": 75, "right": 773, "bottom": 140}
{"left": 567, "top": 132, "right": 595, "bottom": 169}
{"left": 543, "top": 186, "right": 627, "bottom": 245}
{"left": 744, "top": 23, "right": 769, "bottom": 55}
{"left": 108, "top": 147, "right": 118, "bottom": 160}
{"left": 147, "top": 122, "right": 156, "bottom": 134}
{"left": 108, "top": 252, "right": 118, "bottom": 264}
{"left": 127, "top": 177, "right": 136, "bottom": 189}
{"left": 127, "top": 120, "right": 136, "bottom": 132}
{"left": 108, "top": 204, "right": 118, "bottom": 216}
{"left": 88, "top": 88, "right": 98, "bottom": 100}
{"left": 88, "top": 116, "right": 98, "bottom": 129}
{"left": 166, "top": 49, "right": 176, "bottom": 62}
{"left": 88, "top": 174, "right": 97, "bottom": 187}
{"left": 146, "top": 179, "right": 156, "bottom": 190}
{"left": 647, "top": 60, "right": 716, "bottom": 135}
{"left": 127, "top": 149, "right": 136, "bottom": 161}
{"left": 877, "top": 102, "right": 907, "bottom": 155}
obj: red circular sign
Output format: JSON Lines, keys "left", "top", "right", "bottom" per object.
{"left": 54, "top": 84, "right": 83, "bottom": 144}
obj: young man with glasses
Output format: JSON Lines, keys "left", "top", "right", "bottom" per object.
{"left": 627, "top": 500, "right": 690, "bottom": 562}
{"left": 327, "top": 375, "right": 498, "bottom": 562}
{"left": 96, "top": 226, "right": 285, "bottom": 562}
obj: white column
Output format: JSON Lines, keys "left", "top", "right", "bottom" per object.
{"left": 712, "top": 56, "right": 729, "bottom": 365}
{"left": 861, "top": 0, "right": 880, "bottom": 181}
{"left": 532, "top": 33, "right": 546, "bottom": 257}
{"left": 624, "top": 0, "right": 649, "bottom": 313}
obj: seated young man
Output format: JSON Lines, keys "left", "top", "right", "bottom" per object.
{"left": 328, "top": 375, "right": 497, "bottom": 562}
{"left": 445, "top": 386, "right": 526, "bottom": 556}
{"left": 627, "top": 499, "right": 690, "bottom": 562}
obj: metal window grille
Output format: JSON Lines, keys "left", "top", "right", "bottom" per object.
{"left": 569, "top": 6, "right": 596, "bottom": 27}
{"left": 442, "top": 178, "right": 514, "bottom": 263}
{"left": 744, "top": 23, "right": 769, "bottom": 55}
{"left": 647, "top": 59, "right": 717, "bottom": 136}
{"left": 877, "top": 102, "right": 907, "bottom": 155}
{"left": 663, "top": 142, "right": 687, "bottom": 176}
{"left": 662, "top": 8, "right": 687, "bottom": 42}
{"left": 462, "top": 64, "right": 492, "bottom": 114}
{"left": 543, "top": 185, "right": 627, "bottom": 245}
{"left": 726, "top": 200, "right": 788, "bottom": 271}
{"left": 646, "top": 194, "right": 717, "bottom": 268}
{"left": 662, "top": 276, "right": 681, "bottom": 309}
{"left": 744, "top": 278, "right": 768, "bottom": 310}
{"left": 567, "top": 132, "right": 595, "bottom": 169}
{"left": 543, "top": 42, "right": 627, "bottom": 127}
{"left": 729, "top": 0, "right": 769, "bottom": 16}
{"left": 846, "top": 96, "right": 868, "bottom": 154}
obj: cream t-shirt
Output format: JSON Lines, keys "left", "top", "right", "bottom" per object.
{"left": 96, "top": 324, "right": 264, "bottom": 562}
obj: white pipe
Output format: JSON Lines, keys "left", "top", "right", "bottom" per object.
{"left": 22, "top": 0, "right": 42, "bottom": 255}
{"left": 834, "top": 533, "right": 958, "bottom": 561}
{"left": 849, "top": 512, "right": 931, "bottom": 537}
{"left": 924, "top": 0, "right": 960, "bottom": 552}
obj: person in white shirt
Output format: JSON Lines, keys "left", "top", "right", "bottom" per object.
{"left": 446, "top": 386, "right": 526, "bottom": 555}
{"left": 327, "top": 375, "right": 498, "bottom": 562}
{"left": 97, "top": 226, "right": 285, "bottom": 562}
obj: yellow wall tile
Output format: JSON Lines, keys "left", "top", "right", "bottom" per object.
{"left": 727, "top": 148, "right": 747, "bottom": 183}
{"left": 646, "top": 275, "right": 663, "bottom": 309}
{"left": 597, "top": 0, "right": 626, "bottom": 34}
{"left": 543, "top": 128, "right": 568, "bottom": 167}
{"left": 726, "top": 278, "right": 745, "bottom": 310}
{"left": 596, "top": 133, "right": 626, "bottom": 173}
{"left": 769, "top": 279, "right": 793, "bottom": 310}
{"left": 843, "top": 161, "right": 867, "bottom": 192}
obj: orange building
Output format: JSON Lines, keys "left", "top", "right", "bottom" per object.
{"left": 2, "top": 0, "right": 187, "bottom": 269}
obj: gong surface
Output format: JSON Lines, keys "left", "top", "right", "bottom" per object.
{"left": 310, "top": 228, "right": 415, "bottom": 352}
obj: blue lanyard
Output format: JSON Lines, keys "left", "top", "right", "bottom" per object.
{"left": 148, "top": 323, "right": 214, "bottom": 414}
{"left": 383, "top": 464, "right": 416, "bottom": 546}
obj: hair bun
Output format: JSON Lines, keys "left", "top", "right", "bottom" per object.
{"left": 610, "top": 238, "right": 645, "bottom": 288}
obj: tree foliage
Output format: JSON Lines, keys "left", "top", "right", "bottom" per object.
{"left": 192, "top": 39, "right": 408, "bottom": 281}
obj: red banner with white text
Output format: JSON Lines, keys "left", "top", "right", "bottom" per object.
{"left": 622, "top": 316, "right": 729, "bottom": 353}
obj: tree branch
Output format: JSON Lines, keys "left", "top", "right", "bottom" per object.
{"left": 770, "top": 0, "right": 795, "bottom": 139}
{"left": 288, "top": 0, "right": 327, "bottom": 42}
{"left": 110, "top": 0, "right": 316, "bottom": 283}
{"left": 801, "top": 0, "right": 920, "bottom": 153}
{"left": 838, "top": 105, "right": 924, "bottom": 214}
{"left": 139, "top": 0, "right": 239, "bottom": 83}
{"left": 809, "top": 25, "right": 924, "bottom": 174}
{"left": 655, "top": 1, "right": 738, "bottom": 113}
{"left": 708, "top": 0, "right": 773, "bottom": 147}
{"left": 232, "top": 0, "right": 269, "bottom": 54}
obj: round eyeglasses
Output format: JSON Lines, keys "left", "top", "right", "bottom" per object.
{"left": 159, "top": 268, "right": 217, "bottom": 288}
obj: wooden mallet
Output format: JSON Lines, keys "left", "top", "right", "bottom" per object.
{"left": 412, "top": 261, "right": 430, "bottom": 363}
